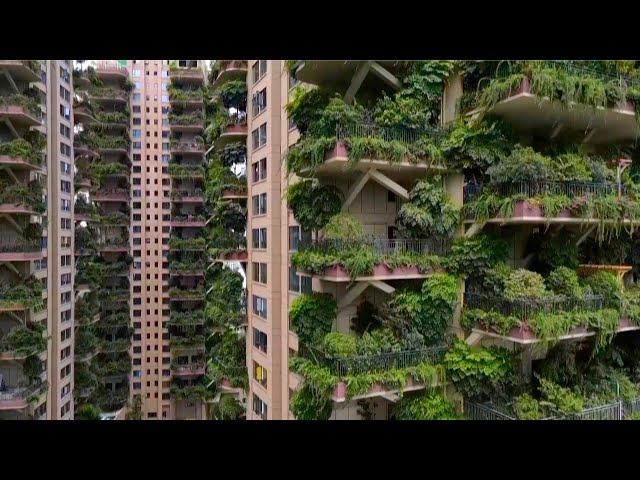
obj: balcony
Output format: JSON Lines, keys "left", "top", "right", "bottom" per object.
{"left": 0, "top": 94, "right": 41, "bottom": 126}
{"left": 92, "top": 188, "right": 129, "bottom": 203}
{"left": 96, "top": 211, "right": 129, "bottom": 226}
{"left": 293, "top": 60, "right": 404, "bottom": 96}
{"left": 169, "top": 66, "right": 204, "bottom": 85}
{"left": 221, "top": 187, "right": 247, "bottom": 200}
{"left": 214, "top": 114, "right": 247, "bottom": 149}
{"left": 172, "top": 362, "right": 206, "bottom": 378}
{"left": 293, "top": 237, "right": 449, "bottom": 282}
{"left": 0, "top": 382, "right": 47, "bottom": 411}
{"left": 0, "top": 279, "right": 44, "bottom": 311}
{"left": 168, "top": 163, "right": 204, "bottom": 179}
{"left": 463, "top": 292, "right": 640, "bottom": 345}
{"left": 0, "top": 239, "right": 42, "bottom": 262}
{"left": 288, "top": 123, "right": 448, "bottom": 179}
{"left": 463, "top": 180, "right": 639, "bottom": 230}
{"left": 170, "top": 213, "right": 206, "bottom": 228}
{"left": 86, "top": 87, "right": 128, "bottom": 104}
{"left": 169, "top": 111, "right": 204, "bottom": 132}
{"left": 464, "top": 399, "right": 624, "bottom": 420}
{"left": 0, "top": 325, "right": 47, "bottom": 360}
{"left": 96, "top": 65, "right": 129, "bottom": 82}
{"left": 169, "top": 287, "right": 205, "bottom": 302}
{"left": 467, "top": 71, "right": 637, "bottom": 145}
{"left": 94, "top": 111, "right": 130, "bottom": 130}
{"left": 168, "top": 311, "right": 205, "bottom": 326}
{"left": 171, "top": 189, "right": 204, "bottom": 203}
{"left": 168, "top": 87, "right": 204, "bottom": 107}
{"left": 73, "top": 103, "right": 96, "bottom": 125}
{"left": 100, "top": 338, "right": 131, "bottom": 355}
{"left": 170, "top": 140, "right": 205, "bottom": 155}
{"left": 0, "top": 60, "right": 41, "bottom": 83}
{"left": 0, "top": 139, "right": 43, "bottom": 170}
{"left": 99, "top": 238, "right": 129, "bottom": 253}
{"left": 169, "top": 259, "right": 205, "bottom": 277}
{"left": 211, "top": 60, "right": 248, "bottom": 89}
{"left": 168, "top": 236, "right": 206, "bottom": 251}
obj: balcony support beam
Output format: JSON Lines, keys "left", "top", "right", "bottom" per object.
{"left": 465, "top": 221, "right": 486, "bottom": 238}
{"left": 341, "top": 170, "right": 371, "bottom": 212}
{"left": 369, "top": 62, "right": 402, "bottom": 91}
{"left": 1, "top": 70, "right": 20, "bottom": 94}
{"left": 465, "top": 331, "right": 483, "bottom": 346}
{"left": 1, "top": 118, "right": 20, "bottom": 139}
{"left": 0, "top": 213, "right": 23, "bottom": 235}
{"left": 344, "top": 61, "right": 372, "bottom": 104}
{"left": 0, "top": 261, "right": 21, "bottom": 277}
{"left": 368, "top": 169, "right": 409, "bottom": 201}
{"left": 576, "top": 225, "right": 596, "bottom": 246}
{"left": 368, "top": 280, "right": 395, "bottom": 294}
{"left": 338, "top": 281, "right": 370, "bottom": 311}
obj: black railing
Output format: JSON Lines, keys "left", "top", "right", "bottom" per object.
{"left": 464, "top": 292, "right": 604, "bottom": 319}
{"left": 301, "top": 343, "right": 447, "bottom": 377}
{"left": 0, "top": 239, "right": 41, "bottom": 254}
{"left": 299, "top": 236, "right": 451, "bottom": 256}
{"left": 336, "top": 122, "right": 445, "bottom": 145}
{"left": 464, "top": 180, "right": 625, "bottom": 203}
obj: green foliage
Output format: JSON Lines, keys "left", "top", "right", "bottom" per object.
{"left": 350, "top": 300, "right": 380, "bottom": 335}
{"left": 582, "top": 271, "right": 622, "bottom": 307}
{"left": 547, "top": 267, "right": 582, "bottom": 299}
{"left": 322, "top": 332, "right": 357, "bottom": 357}
{"left": 393, "top": 393, "right": 459, "bottom": 420}
{"left": 289, "top": 293, "right": 336, "bottom": 346}
{"left": 537, "top": 376, "right": 584, "bottom": 414}
{"left": 76, "top": 404, "right": 101, "bottom": 420}
{"left": 419, "top": 274, "right": 459, "bottom": 344}
{"left": 285, "top": 179, "right": 342, "bottom": 232}
{"left": 324, "top": 213, "right": 365, "bottom": 241}
{"left": 356, "top": 328, "right": 402, "bottom": 356}
{"left": 215, "top": 80, "right": 247, "bottom": 110}
{"left": 512, "top": 393, "right": 542, "bottom": 420}
{"left": 444, "top": 341, "right": 515, "bottom": 400}
{"left": 487, "top": 145, "right": 554, "bottom": 184}
{"left": 461, "top": 308, "right": 519, "bottom": 335}
{"left": 396, "top": 177, "right": 460, "bottom": 238}
{"left": 290, "top": 384, "right": 333, "bottom": 420}
{"left": 443, "top": 233, "right": 508, "bottom": 279}
{"left": 538, "top": 235, "right": 582, "bottom": 272}
{"left": 503, "top": 269, "right": 547, "bottom": 300}
{"left": 286, "top": 87, "right": 333, "bottom": 135}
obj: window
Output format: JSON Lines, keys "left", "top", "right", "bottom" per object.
{"left": 288, "top": 226, "right": 311, "bottom": 251}
{"left": 252, "top": 193, "right": 267, "bottom": 215}
{"left": 253, "top": 362, "right": 267, "bottom": 387}
{"left": 252, "top": 88, "right": 267, "bottom": 116}
{"left": 59, "top": 142, "right": 71, "bottom": 156}
{"left": 253, "top": 394, "right": 268, "bottom": 420}
{"left": 59, "top": 123, "right": 70, "bottom": 138}
{"left": 252, "top": 158, "right": 267, "bottom": 183}
{"left": 251, "top": 123, "right": 267, "bottom": 150}
{"left": 251, "top": 228, "right": 267, "bottom": 249}
{"left": 289, "top": 268, "right": 312, "bottom": 294}
{"left": 252, "top": 60, "right": 267, "bottom": 84}
{"left": 60, "top": 161, "right": 71, "bottom": 175}
{"left": 253, "top": 328, "right": 267, "bottom": 354}
{"left": 61, "top": 199, "right": 70, "bottom": 211}
{"left": 60, "top": 180, "right": 71, "bottom": 193}
{"left": 252, "top": 295, "right": 267, "bottom": 319}
{"left": 60, "top": 104, "right": 70, "bottom": 120}
{"left": 252, "top": 262, "right": 267, "bottom": 284}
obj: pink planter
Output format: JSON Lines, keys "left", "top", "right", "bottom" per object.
{"left": 512, "top": 201, "right": 543, "bottom": 218}
{"left": 325, "top": 141, "right": 348, "bottom": 160}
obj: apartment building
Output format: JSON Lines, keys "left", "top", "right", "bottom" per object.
{"left": 72, "top": 60, "right": 132, "bottom": 418}
{"left": 0, "top": 60, "right": 74, "bottom": 420}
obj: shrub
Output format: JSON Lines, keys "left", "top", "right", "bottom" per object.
{"left": 443, "top": 233, "right": 508, "bottom": 279}
{"left": 547, "top": 267, "right": 582, "bottom": 299}
{"left": 420, "top": 274, "right": 459, "bottom": 344}
{"left": 581, "top": 271, "right": 622, "bottom": 307}
{"left": 394, "top": 393, "right": 459, "bottom": 420}
{"left": 322, "top": 332, "right": 357, "bottom": 357}
{"left": 289, "top": 293, "right": 337, "bottom": 346}
{"left": 324, "top": 213, "right": 365, "bottom": 241}
{"left": 503, "top": 269, "right": 546, "bottom": 300}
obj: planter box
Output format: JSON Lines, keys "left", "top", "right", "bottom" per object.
{"left": 512, "top": 201, "right": 543, "bottom": 218}
{"left": 325, "top": 141, "right": 349, "bottom": 160}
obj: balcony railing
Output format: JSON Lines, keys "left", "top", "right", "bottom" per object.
{"left": 299, "top": 237, "right": 451, "bottom": 257}
{"left": 336, "top": 122, "right": 445, "bottom": 146}
{"left": 464, "top": 292, "right": 604, "bottom": 319}
{"left": 464, "top": 180, "right": 625, "bottom": 203}
{"left": 302, "top": 344, "right": 447, "bottom": 377}
{"left": 0, "top": 238, "right": 41, "bottom": 254}
{"left": 464, "top": 399, "right": 624, "bottom": 420}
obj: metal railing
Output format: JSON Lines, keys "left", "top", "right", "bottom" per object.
{"left": 623, "top": 398, "right": 640, "bottom": 418}
{"left": 336, "top": 122, "right": 445, "bottom": 145}
{"left": 301, "top": 343, "right": 447, "bottom": 377}
{"left": 464, "top": 292, "right": 604, "bottom": 319}
{"left": 464, "top": 399, "right": 623, "bottom": 420}
{"left": 299, "top": 236, "right": 451, "bottom": 257}
{"left": 0, "top": 239, "right": 41, "bottom": 254}
{"left": 464, "top": 180, "right": 625, "bottom": 203}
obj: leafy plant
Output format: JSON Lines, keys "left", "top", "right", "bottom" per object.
{"left": 289, "top": 293, "right": 336, "bottom": 345}
{"left": 393, "top": 393, "right": 459, "bottom": 420}
{"left": 503, "top": 269, "right": 546, "bottom": 300}
{"left": 285, "top": 179, "right": 342, "bottom": 233}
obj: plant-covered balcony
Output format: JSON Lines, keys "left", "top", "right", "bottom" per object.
{"left": 170, "top": 134, "right": 205, "bottom": 154}
{"left": 0, "top": 236, "right": 41, "bottom": 261}
{"left": 75, "top": 293, "right": 100, "bottom": 326}
{"left": 206, "top": 162, "right": 246, "bottom": 199}
{"left": 0, "top": 324, "right": 46, "bottom": 359}
{"left": 171, "top": 187, "right": 204, "bottom": 202}
{"left": 92, "top": 384, "right": 129, "bottom": 411}
{"left": 207, "top": 328, "right": 247, "bottom": 390}
{"left": 94, "top": 109, "right": 130, "bottom": 126}
{"left": 92, "top": 357, "right": 130, "bottom": 379}
{"left": 169, "top": 111, "right": 204, "bottom": 129}
{"left": 0, "top": 138, "right": 43, "bottom": 167}
{"left": 86, "top": 86, "right": 128, "bottom": 103}
{"left": 170, "top": 333, "right": 205, "bottom": 349}
{"left": 169, "top": 310, "right": 205, "bottom": 327}
{"left": 168, "top": 236, "right": 206, "bottom": 251}
{"left": 463, "top": 146, "right": 640, "bottom": 239}
{"left": 0, "top": 60, "right": 41, "bottom": 83}
{"left": 168, "top": 163, "right": 205, "bottom": 178}
{"left": 88, "top": 161, "right": 129, "bottom": 188}
{"left": 95, "top": 211, "right": 129, "bottom": 226}
{"left": 92, "top": 187, "right": 129, "bottom": 202}
{"left": 169, "top": 286, "right": 205, "bottom": 301}
{"left": 75, "top": 329, "right": 101, "bottom": 360}
{"left": 208, "top": 228, "right": 246, "bottom": 261}
{"left": 210, "top": 60, "right": 248, "bottom": 88}
{"left": 0, "top": 179, "right": 45, "bottom": 214}
{"left": 0, "top": 92, "right": 42, "bottom": 124}
{"left": 169, "top": 61, "right": 204, "bottom": 83}
{"left": 169, "top": 256, "right": 206, "bottom": 275}
{"left": 74, "top": 363, "right": 98, "bottom": 397}
{"left": 204, "top": 265, "right": 246, "bottom": 329}
{"left": 459, "top": 61, "right": 639, "bottom": 144}
{"left": 170, "top": 379, "right": 211, "bottom": 402}
{"left": 75, "top": 258, "right": 106, "bottom": 288}
{"left": 168, "top": 85, "right": 204, "bottom": 104}
{"left": 75, "top": 226, "right": 99, "bottom": 255}
{"left": 97, "top": 287, "right": 129, "bottom": 304}
{"left": 100, "top": 338, "right": 131, "bottom": 355}
{"left": 0, "top": 277, "right": 43, "bottom": 310}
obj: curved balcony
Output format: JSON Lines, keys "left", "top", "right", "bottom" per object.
{"left": 169, "top": 288, "right": 205, "bottom": 302}
{"left": 294, "top": 237, "right": 449, "bottom": 283}
{"left": 0, "top": 382, "right": 47, "bottom": 411}
{"left": 168, "top": 237, "right": 206, "bottom": 252}
{"left": 0, "top": 94, "right": 41, "bottom": 127}
{"left": 92, "top": 188, "right": 129, "bottom": 203}
{"left": 169, "top": 112, "right": 204, "bottom": 133}
{"left": 211, "top": 60, "right": 248, "bottom": 89}
{"left": 170, "top": 141, "right": 205, "bottom": 155}
{"left": 0, "top": 60, "right": 41, "bottom": 83}
{"left": 172, "top": 362, "right": 206, "bottom": 378}
{"left": 171, "top": 189, "right": 204, "bottom": 203}
{"left": 214, "top": 115, "right": 247, "bottom": 149}
{"left": 73, "top": 104, "right": 96, "bottom": 125}
{"left": 169, "top": 67, "right": 204, "bottom": 85}
{"left": 0, "top": 240, "right": 43, "bottom": 262}
{"left": 168, "top": 163, "right": 204, "bottom": 179}
{"left": 96, "top": 65, "right": 129, "bottom": 82}
{"left": 221, "top": 187, "right": 247, "bottom": 200}
{"left": 86, "top": 87, "right": 128, "bottom": 104}
{"left": 170, "top": 214, "right": 206, "bottom": 228}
